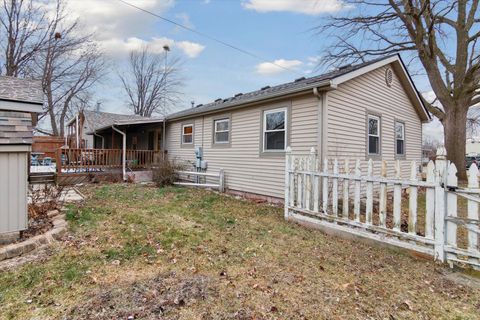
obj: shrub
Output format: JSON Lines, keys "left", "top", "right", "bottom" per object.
{"left": 28, "top": 184, "right": 65, "bottom": 220}
{"left": 151, "top": 159, "right": 185, "bottom": 187}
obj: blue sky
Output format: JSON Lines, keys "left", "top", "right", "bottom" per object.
{"left": 64, "top": 0, "right": 441, "bottom": 140}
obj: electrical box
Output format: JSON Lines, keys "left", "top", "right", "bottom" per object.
{"left": 200, "top": 160, "right": 208, "bottom": 170}
{"left": 195, "top": 146, "right": 203, "bottom": 159}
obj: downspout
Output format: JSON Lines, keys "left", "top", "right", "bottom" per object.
{"left": 112, "top": 125, "right": 126, "bottom": 181}
{"left": 162, "top": 117, "right": 166, "bottom": 160}
{"left": 313, "top": 87, "right": 324, "bottom": 162}
{"left": 93, "top": 131, "right": 105, "bottom": 149}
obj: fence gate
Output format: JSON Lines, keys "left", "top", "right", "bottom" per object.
{"left": 285, "top": 147, "right": 480, "bottom": 270}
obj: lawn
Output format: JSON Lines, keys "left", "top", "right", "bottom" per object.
{"left": 0, "top": 184, "right": 479, "bottom": 319}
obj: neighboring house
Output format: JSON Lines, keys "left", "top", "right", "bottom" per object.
{"left": 0, "top": 76, "right": 43, "bottom": 238}
{"left": 84, "top": 54, "right": 430, "bottom": 201}
{"left": 66, "top": 110, "right": 149, "bottom": 149}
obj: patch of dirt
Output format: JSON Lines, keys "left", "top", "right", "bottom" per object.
{"left": 68, "top": 272, "right": 214, "bottom": 319}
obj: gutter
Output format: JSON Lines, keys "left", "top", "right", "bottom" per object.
{"left": 168, "top": 79, "right": 334, "bottom": 121}
{"left": 112, "top": 125, "right": 127, "bottom": 181}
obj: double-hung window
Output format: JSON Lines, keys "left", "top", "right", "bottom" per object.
{"left": 367, "top": 115, "right": 380, "bottom": 155}
{"left": 263, "top": 108, "right": 287, "bottom": 151}
{"left": 214, "top": 118, "right": 230, "bottom": 144}
{"left": 182, "top": 124, "right": 193, "bottom": 144}
{"left": 395, "top": 121, "right": 405, "bottom": 156}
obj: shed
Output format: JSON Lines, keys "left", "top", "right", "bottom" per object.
{"left": 0, "top": 76, "right": 43, "bottom": 238}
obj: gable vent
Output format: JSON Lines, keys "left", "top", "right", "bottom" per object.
{"left": 385, "top": 68, "right": 394, "bottom": 87}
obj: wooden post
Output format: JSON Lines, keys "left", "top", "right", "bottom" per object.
{"left": 322, "top": 158, "right": 328, "bottom": 213}
{"left": 332, "top": 159, "right": 339, "bottom": 216}
{"left": 354, "top": 159, "right": 361, "bottom": 222}
{"left": 313, "top": 158, "right": 320, "bottom": 212}
{"left": 219, "top": 169, "right": 225, "bottom": 193}
{"left": 393, "top": 160, "right": 402, "bottom": 231}
{"left": 467, "top": 164, "right": 479, "bottom": 260}
{"left": 342, "top": 159, "right": 350, "bottom": 219}
{"left": 306, "top": 147, "right": 316, "bottom": 210}
{"left": 56, "top": 148, "right": 61, "bottom": 174}
{"left": 446, "top": 162, "right": 458, "bottom": 267}
{"left": 285, "top": 147, "right": 292, "bottom": 219}
{"left": 434, "top": 147, "right": 447, "bottom": 262}
{"left": 408, "top": 161, "right": 418, "bottom": 235}
{"left": 425, "top": 161, "right": 435, "bottom": 239}
{"left": 365, "top": 159, "right": 373, "bottom": 225}
{"left": 379, "top": 160, "right": 387, "bottom": 227}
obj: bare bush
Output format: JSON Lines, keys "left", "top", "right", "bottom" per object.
{"left": 28, "top": 184, "right": 65, "bottom": 219}
{"left": 152, "top": 160, "right": 185, "bottom": 187}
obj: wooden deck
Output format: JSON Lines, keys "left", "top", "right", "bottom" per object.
{"left": 56, "top": 148, "right": 162, "bottom": 173}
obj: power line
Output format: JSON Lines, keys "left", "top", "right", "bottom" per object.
{"left": 116, "top": 0, "right": 303, "bottom": 76}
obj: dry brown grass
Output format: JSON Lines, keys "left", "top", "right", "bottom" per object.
{"left": 0, "top": 184, "right": 479, "bottom": 319}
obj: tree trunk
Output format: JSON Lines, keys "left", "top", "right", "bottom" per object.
{"left": 443, "top": 106, "right": 468, "bottom": 181}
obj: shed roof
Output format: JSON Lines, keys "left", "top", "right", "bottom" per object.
{"left": 0, "top": 76, "right": 43, "bottom": 105}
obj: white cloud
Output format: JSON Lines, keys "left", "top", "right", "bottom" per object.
{"left": 242, "top": 0, "right": 349, "bottom": 15}
{"left": 255, "top": 59, "right": 303, "bottom": 75}
{"left": 101, "top": 37, "right": 205, "bottom": 58}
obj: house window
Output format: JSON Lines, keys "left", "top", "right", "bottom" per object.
{"left": 182, "top": 124, "right": 193, "bottom": 144}
{"left": 214, "top": 118, "right": 229, "bottom": 143}
{"left": 367, "top": 115, "right": 380, "bottom": 155}
{"left": 395, "top": 121, "right": 405, "bottom": 156}
{"left": 263, "top": 108, "right": 286, "bottom": 151}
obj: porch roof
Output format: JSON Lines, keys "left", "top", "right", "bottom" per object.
{"left": 87, "top": 117, "right": 164, "bottom": 134}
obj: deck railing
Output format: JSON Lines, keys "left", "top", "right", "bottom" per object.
{"left": 56, "top": 148, "right": 162, "bottom": 173}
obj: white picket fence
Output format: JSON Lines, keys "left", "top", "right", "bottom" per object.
{"left": 285, "top": 147, "right": 480, "bottom": 270}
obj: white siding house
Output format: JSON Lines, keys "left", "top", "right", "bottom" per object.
{"left": 164, "top": 55, "right": 430, "bottom": 200}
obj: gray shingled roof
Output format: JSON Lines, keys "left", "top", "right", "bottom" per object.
{"left": 0, "top": 111, "right": 33, "bottom": 144}
{"left": 167, "top": 55, "right": 399, "bottom": 120}
{"left": 0, "top": 76, "right": 43, "bottom": 104}
{"left": 80, "top": 110, "right": 148, "bottom": 133}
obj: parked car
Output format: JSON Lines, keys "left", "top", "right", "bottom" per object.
{"left": 465, "top": 155, "right": 480, "bottom": 169}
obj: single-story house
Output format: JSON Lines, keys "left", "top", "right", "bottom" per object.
{"left": 0, "top": 76, "right": 43, "bottom": 238}
{"left": 79, "top": 54, "right": 431, "bottom": 201}
{"left": 65, "top": 109, "right": 153, "bottom": 149}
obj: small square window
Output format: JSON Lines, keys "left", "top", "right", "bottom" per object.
{"left": 182, "top": 124, "right": 193, "bottom": 144}
{"left": 367, "top": 115, "right": 380, "bottom": 155}
{"left": 214, "top": 118, "right": 229, "bottom": 144}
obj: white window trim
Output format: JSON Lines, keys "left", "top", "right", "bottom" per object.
{"left": 214, "top": 118, "right": 230, "bottom": 144}
{"left": 395, "top": 121, "right": 405, "bottom": 155}
{"left": 182, "top": 124, "right": 193, "bottom": 145}
{"left": 263, "top": 107, "right": 287, "bottom": 152}
{"left": 367, "top": 115, "right": 380, "bottom": 155}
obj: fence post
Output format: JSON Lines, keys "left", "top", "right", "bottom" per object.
{"left": 285, "top": 147, "right": 292, "bottom": 219}
{"left": 434, "top": 146, "right": 448, "bottom": 262}
{"left": 219, "top": 169, "right": 225, "bottom": 193}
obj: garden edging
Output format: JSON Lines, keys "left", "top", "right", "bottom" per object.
{"left": 0, "top": 209, "right": 68, "bottom": 262}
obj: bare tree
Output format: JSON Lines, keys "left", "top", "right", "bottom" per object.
{"left": 0, "top": 0, "right": 50, "bottom": 76}
{"left": 33, "top": 2, "right": 104, "bottom": 136}
{"left": 318, "top": 0, "right": 479, "bottom": 179}
{"left": 120, "top": 46, "right": 183, "bottom": 117}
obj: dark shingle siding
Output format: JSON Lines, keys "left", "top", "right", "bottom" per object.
{"left": 0, "top": 111, "right": 33, "bottom": 144}
{"left": 0, "top": 76, "right": 43, "bottom": 105}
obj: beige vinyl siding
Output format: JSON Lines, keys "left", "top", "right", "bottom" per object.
{"left": 0, "top": 148, "right": 28, "bottom": 233}
{"left": 326, "top": 64, "right": 422, "bottom": 178}
{"left": 167, "top": 94, "right": 319, "bottom": 198}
